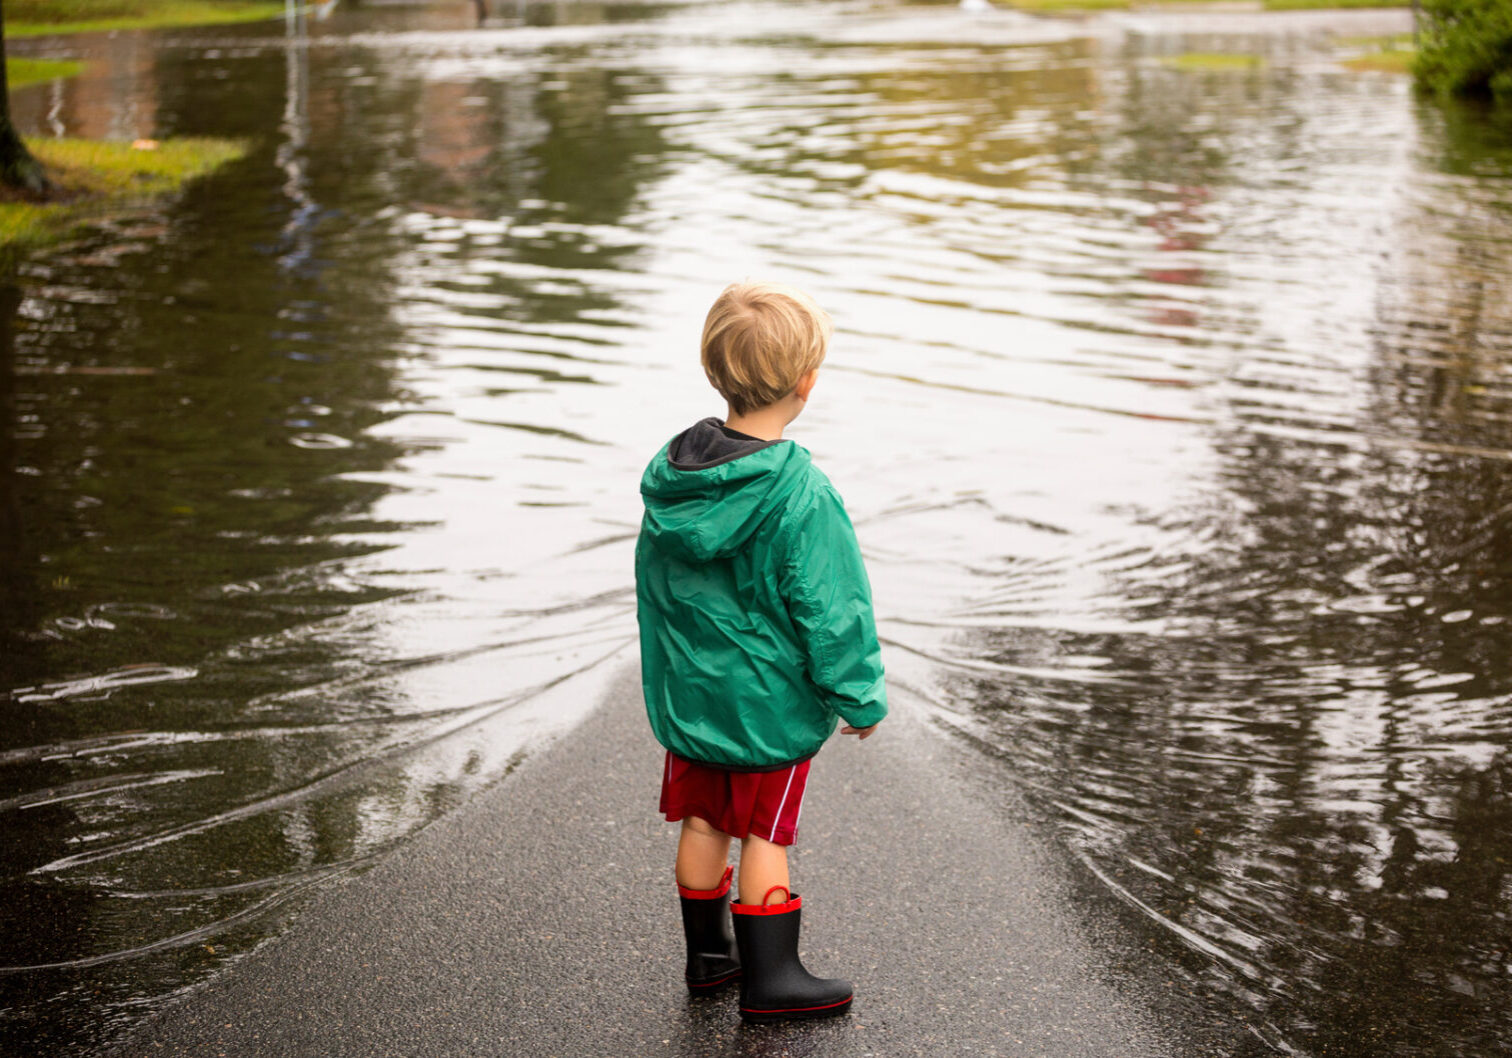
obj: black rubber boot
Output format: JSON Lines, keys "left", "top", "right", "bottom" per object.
{"left": 679, "top": 865, "right": 741, "bottom": 994}
{"left": 731, "top": 886, "right": 853, "bottom": 1023}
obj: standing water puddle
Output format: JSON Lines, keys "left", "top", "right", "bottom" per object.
{"left": 1, "top": 2, "right": 1509, "bottom": 1054}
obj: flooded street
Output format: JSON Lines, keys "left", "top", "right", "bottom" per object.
{"left": 3, "top": 1, "right": 1510, "bottom": 1053}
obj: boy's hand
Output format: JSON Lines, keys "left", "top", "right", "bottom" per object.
{"left": 841, "top": 723, "right": 879, "bottom": 740}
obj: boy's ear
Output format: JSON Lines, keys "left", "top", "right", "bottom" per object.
{"left": 795, "top": 369, "right": 819, "bottom": 402}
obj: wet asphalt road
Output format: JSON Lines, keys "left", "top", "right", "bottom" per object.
{"left": 116, "top": 666, "right": 1202, "bottom": 1057}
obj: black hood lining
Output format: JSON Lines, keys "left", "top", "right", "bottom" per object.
{"left": 667, "top": 417, "right": 783, "bottom": 470}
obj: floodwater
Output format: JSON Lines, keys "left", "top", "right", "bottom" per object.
{"left": 1, "top": 1, "right": 1509, "bottom": 1054}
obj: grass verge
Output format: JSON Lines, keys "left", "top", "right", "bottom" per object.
{"left": 1341, "top": 48, "right": 1414, "bottom": 72}
{"left": 4, "top": 1, "right": 283, "bottom": 38}
{"left": 6, "top": 58, "right": 84, "bottom": 88}
{"left": 1161, "top": 51, "right": 1266, "bottom": 70}
{"left": 0, "top": 137, "right": 246, "bottom": 266}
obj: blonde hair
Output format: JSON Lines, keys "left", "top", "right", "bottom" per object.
{"left": 700, "top": 281, "right": 832, "bottom": 415}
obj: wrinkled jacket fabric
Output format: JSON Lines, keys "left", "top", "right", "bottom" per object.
{"left": 637, "top": 418, "right": 888, "bottom": 770}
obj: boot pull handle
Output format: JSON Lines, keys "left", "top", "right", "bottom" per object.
{"left": 760, "top": 885, "right": 790, "bottom": 907}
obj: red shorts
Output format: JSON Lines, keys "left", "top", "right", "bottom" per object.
{"left": 659, "top": 751, "right": 811, "bottom": 847}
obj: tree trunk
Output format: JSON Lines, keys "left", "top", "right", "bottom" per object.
{"left": 0, "top": 2, "right": 47, "bottom": 194}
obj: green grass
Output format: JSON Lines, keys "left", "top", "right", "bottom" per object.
{"left": 6, "top": 57, "right": 85, "bottom": 88}
{"left": 0, "top": 137, "right": 247, "bottom": 265}
{"left": 1341, "top": 48, "right": 1414, "bottom": 72}
{"left": 30, "top": 137, "right": 246, "bottom": 194}
{"left": 1161, "top": 51, "right": 1266, "bottom": 70}
{"left": 4, "top": 1, "right": 284, "bottom": 37}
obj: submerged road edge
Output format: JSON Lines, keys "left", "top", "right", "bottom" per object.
{"left": 115, "top": 663, "right": 1195, "bottom": 1057}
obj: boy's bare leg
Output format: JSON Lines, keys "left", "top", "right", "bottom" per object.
{"left": 738, "top": 833, "right": 791, "bottom": 905}
{"left": 675, "top": 815, "right": 733, "bottom": 891}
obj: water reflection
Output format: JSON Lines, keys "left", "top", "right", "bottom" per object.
{"left": 924, "top": 77, "right": 1512, "bottom": 1056}
{"left": 0, "top": 284, "right": 31, "bottom": 636}
{"left": 0, "top": 8, "right": 667, "bottom": 1051}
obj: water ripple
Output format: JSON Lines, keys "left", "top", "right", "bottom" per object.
{"left": 10, "top": 666, "right": 200, "bottom": 705}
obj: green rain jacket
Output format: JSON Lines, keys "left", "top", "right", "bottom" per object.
{"left": 636, "top": 417, "right": 888, "bottom": 771}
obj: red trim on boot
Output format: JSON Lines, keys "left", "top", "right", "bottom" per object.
{"left": 677, "top": 865, "right": 733, "bottom": 900}
{"left": 741, "top": 996, "right": 853, "bottom": 1016}
{"left": 687, "top": 968, "right": 742, "bottom": 991}
{"left": 730, "top": 891, "right": 803, "bottom": 916}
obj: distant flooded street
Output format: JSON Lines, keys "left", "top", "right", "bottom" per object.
{"left": 2, "top": 2, "right": 1509, "bottom": 1054}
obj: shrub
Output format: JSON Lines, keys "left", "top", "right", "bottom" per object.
{"left": 1413, "top": 0, "right": 1512, "bottom": 100}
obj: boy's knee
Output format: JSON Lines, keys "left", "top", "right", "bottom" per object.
{"left": 741, "top": 832, "right": 784, "bottom": 854}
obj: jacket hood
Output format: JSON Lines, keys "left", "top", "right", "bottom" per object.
{"left": 640, "top": 418, "right": 810, "bottom": 563}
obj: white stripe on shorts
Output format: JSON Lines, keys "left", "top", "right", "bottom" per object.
{"left": 768, "top": 766, "right": 796, "bottom": 842}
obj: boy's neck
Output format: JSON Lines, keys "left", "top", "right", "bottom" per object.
{"left": 723, "top": 396, "right": 801, "bottom": 442}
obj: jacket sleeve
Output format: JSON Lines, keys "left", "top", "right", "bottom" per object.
{"left": 777, "top": 485, "right": 888, "bottom": 729}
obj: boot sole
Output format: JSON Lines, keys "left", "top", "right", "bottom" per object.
{"left": 687, "top": 969, "right": 741, "bottom": 995}
{"left": 738, "top": 996, "right": 852, "bottom": 1023}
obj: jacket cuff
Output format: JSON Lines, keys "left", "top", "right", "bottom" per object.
{"left": 837, "top": 698, "right": 887, "bottom": 730}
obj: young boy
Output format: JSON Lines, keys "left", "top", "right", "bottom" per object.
{"left": 635, "top": 281, "right": 888, "bottom": 1023}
